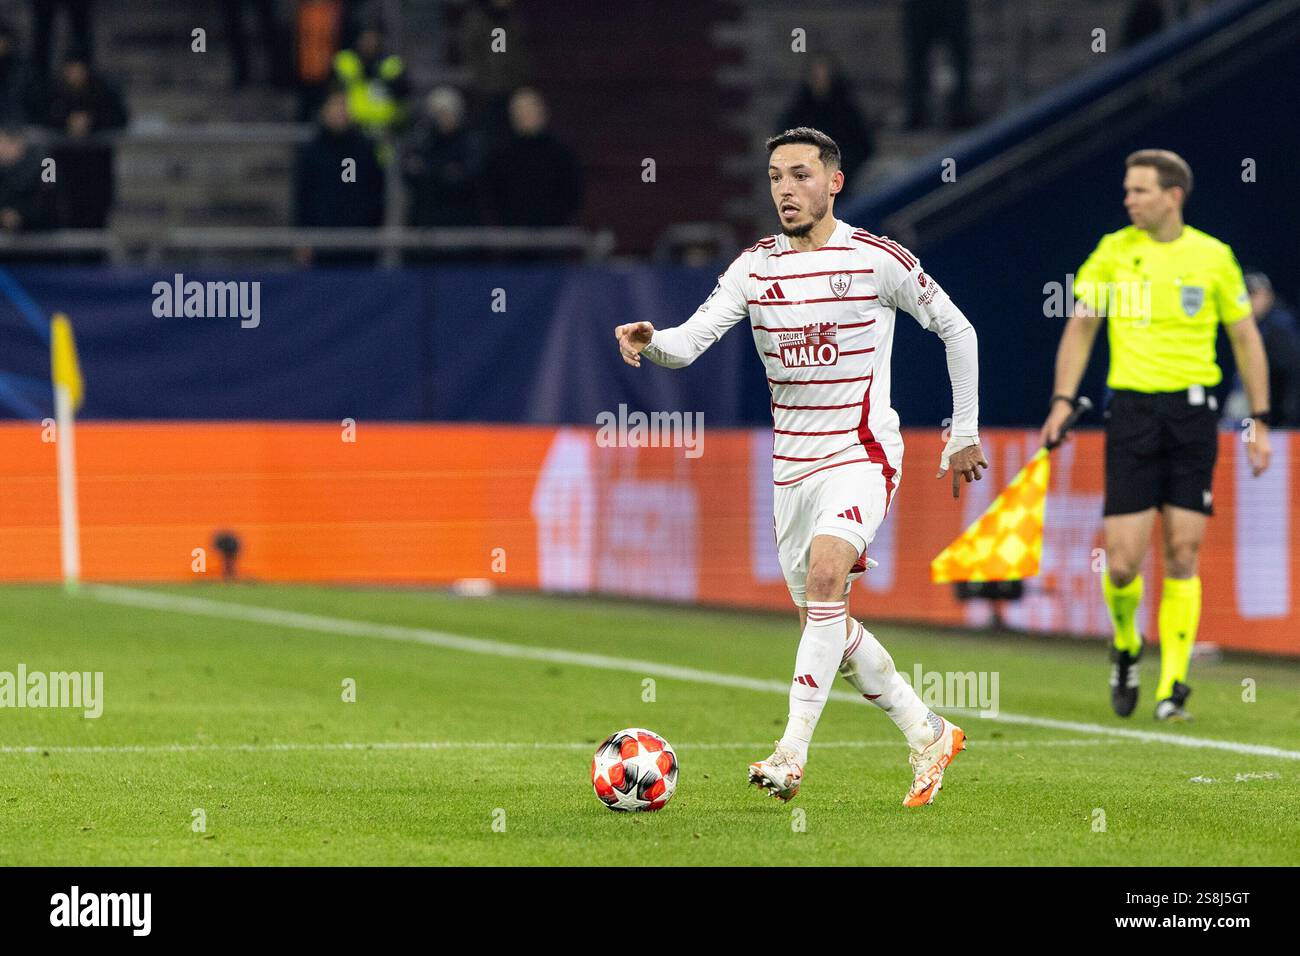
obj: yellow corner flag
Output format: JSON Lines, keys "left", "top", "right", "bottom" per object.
{"left": 50, "top": 312, "right": 85, "bottom": 589}
{"left": 50, "top": 313, "right": 84, "bottom": 411}
{"left": 931, "top": 448, "right": 1050, "bottom": 583}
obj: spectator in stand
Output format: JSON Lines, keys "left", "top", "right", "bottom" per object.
{"left": 402, "top": 86, "right": 482, "bottom": 229}
{"left": 458, "top": 0, "right": 529, "bottom": 147}
{"left": 902, "top": 0, "right": 973, "bottom": 129}
{"left": 778, "top": 55, "right": 875, "bottom": 188}
{"left": 0, "top": 126, "right": 56, "bottom": 236}
{"left": 224, "top": 0, "right": 289, "bottom": 90}
{"left": 40, "top": 47, "right": 127, "bottom": 229}
{"left": 294, "top": 0, "right": 353, "bottom": 121}
{"left": 484, "top": 87, "right": 582, "bottom": 228}
{"left": 29, "top": 0, "right": 93, "bottom": 92}
{"left": 1225, "top": 274, "right": 1300, "bottom": 427}
{"left": 292, "top": 87, "right": 385, "bottom": 264}
{"left": 0, "top": 21, "right": 33, "bottom": 126}
{"left": 333, "top": 20, "right": 410, "bottom": 142}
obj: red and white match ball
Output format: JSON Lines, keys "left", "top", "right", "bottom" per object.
{"left": 591, "top": 728, "right": 679, "bottom": 812}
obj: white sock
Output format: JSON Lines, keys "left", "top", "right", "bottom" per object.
{"left": 779, "top": 600, "right": 847, "bottom": 764}
{"left": 838, "top": 619, "right": 940, "bottom": 751}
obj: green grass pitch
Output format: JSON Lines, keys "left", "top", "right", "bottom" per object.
{"left": 0, "top": 583, "right": 1297, "bottom": 866}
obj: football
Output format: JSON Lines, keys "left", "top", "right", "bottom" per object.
{"left": 590, "top": 728, "right": 679, "bottom": 812}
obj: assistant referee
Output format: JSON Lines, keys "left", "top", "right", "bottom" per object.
{"left": 1040, "top": 149, "right": 1272, "bottom": 721}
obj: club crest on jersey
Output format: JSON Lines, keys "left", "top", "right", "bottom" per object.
{"left": 775, "top": 322, "right": 839, "bottom": 368}
{"left": 829, "top": 272, "right": 852, "bottom": 298}
{"left": 1180, "top": 284, "right": 1205, "bottom": 316}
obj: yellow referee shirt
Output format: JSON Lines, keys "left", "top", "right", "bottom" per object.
{"left": 1073, "top": 225, "right": 1251, "bottom": 392}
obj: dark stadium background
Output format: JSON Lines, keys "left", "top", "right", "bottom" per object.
{"left": 0, "top": 0, "right": 1294, "bottom": 429}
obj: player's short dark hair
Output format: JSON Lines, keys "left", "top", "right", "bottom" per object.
{"left": 766, "top": 127, "right": 841, "bottom": 171}
{"left": 1126, "top": 149, "right": 1193, "bottom": 198}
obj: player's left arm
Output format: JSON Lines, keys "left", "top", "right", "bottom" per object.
{"left": 882, "top": 252, "right": 987, "bottom": 498}
{"left": 1219, "top": 251, "right": 1271, "bottom": 476}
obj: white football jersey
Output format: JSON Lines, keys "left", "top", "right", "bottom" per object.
{"left": 644, "top": 218, "right": 978, "bottom": 487}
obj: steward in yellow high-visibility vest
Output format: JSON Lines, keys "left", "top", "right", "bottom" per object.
{"left": 333, "top": 26, "right": 410, "bottom": 140}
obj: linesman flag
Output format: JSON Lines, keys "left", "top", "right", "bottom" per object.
{"left": 50, "top": 313, "right": 84, "bottom": 411}
{"left": 930, "top": 397, "right": 1092, "bottom": 583}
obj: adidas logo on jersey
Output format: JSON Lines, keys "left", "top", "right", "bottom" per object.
{"left": 774, "top": 321, "right": 839, "bottom": 368}
{"left": 759, "top": 282, "right": 787, "bottom": 301}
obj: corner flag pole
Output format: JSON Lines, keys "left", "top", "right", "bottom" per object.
{"left": 50, "top": 314, "right": 84, "bottom": 592}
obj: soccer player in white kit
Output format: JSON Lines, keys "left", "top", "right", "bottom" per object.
{"left": 614, "top": 128, "right": 987, "bottom": 807}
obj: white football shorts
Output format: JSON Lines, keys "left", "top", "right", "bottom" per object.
{"left": 773, "top": 455, "right": 896, "bottom": 607}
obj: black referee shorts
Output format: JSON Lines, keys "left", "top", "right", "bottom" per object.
{"left": 1103, "top": 389, "right": 1219, "bottom": 517}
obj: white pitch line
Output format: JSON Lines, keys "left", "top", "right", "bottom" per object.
{"left": 86, "top": 585, "right": 1300, "bottom": 762}
{"left": 0, "top": 739, "right": 1111, "bottom": 757}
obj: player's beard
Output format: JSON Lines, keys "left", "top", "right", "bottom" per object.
{"left": 779, "top": 195, "right": 829, "bottom": 238}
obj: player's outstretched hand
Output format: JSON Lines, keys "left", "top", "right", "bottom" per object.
{"left": 937, "top": 440, "right": 988, "bottom": 499}
{"left": 614, "top": 321, "right": 655, "bottom": 368}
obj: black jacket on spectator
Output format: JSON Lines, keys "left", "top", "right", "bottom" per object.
{"left": 0, "top": 29, "right": 32, "bottom": 125}
{"left": 779, "top": 74, "right": 875, "bottom": 184}
{"left": 0, "top": 142, "right": 57, "bottom": 231}
{"left": 42, "top": 71, "right": 127, "bottom": 227}
{"left": 484, "top": 131, "right": 582, "bottom": 227}
{"left": 403, "top": 123, "right": 482, "bottom": 227}
{"left": 1258, "top": 305, "right": 1300, "bottom": 426}
{"left": 293, "top": 126, "right": 384, "bottom": 228}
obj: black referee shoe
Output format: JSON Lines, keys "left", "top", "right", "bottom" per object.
{"left": 1109, "top": 645, "right": 1141, "bottom": 718}
{"left": 1155, "top": 681, "right": 1193, "bottom": 722}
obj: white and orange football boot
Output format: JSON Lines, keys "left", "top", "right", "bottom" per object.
{"left": 903, "top": 718, "right": 966, "bottom": 808}
{"left": 748, "top": 742, "right": 804, "bottom": 802}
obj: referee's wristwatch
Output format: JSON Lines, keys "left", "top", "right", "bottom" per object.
{"left": 1249, "top": 410, "right": 1273, "bottom": 428}
{"left": 1050, "top": 394, "right": 1075, "bottom": 409}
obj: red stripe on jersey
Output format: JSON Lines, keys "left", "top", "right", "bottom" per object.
{"left": 766, "top": 246, "right": 854, "bottom": 258}
{"left": 769, "top": 374, "right": 873, "bottom": 386}
{"left": 773, "top": 446, "right": 856, "bottom": 461}
{"left": 772, "top": 400, "right": 862, "bottom": 410}
{"left": 748, "top": 268, "right": 874, "bottom": 281}
{"left": 765, "top": 346, "right": 873, "bottom": 358}
{"left": 852, "top": 231, "right": 915, "bottom": 269}
{"left": 855, "top": 380, "right": 898, "bottom": 515}
{"left": 858, "top": 230, "right": 914, "bottom": 264}
{"left": 852, "top": 230, "right": 916, "bottom": 269}
{"left": 754, "top": 320, "right": 874, "bottom": 333}
{"left": 747, "top": 295, "right": 878, "bottom": 307}
{"left": 773, "top": 458, "right": 872, "bottom": 486}
{"left": 773, "top": 427, "right": 858, "bottom": 436}
{"left": 745, "top": 238, "right": 777, "bottom": 253}
{"left": 851, "top": 235, "right": 914, "bottom": 272}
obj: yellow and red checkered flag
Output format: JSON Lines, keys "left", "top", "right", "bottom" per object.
{"left": 930, "top": 447, "right": 1050, "bottom": 583}
{"left": 930, "top": 397, "right": 1092, "bottom": 583}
